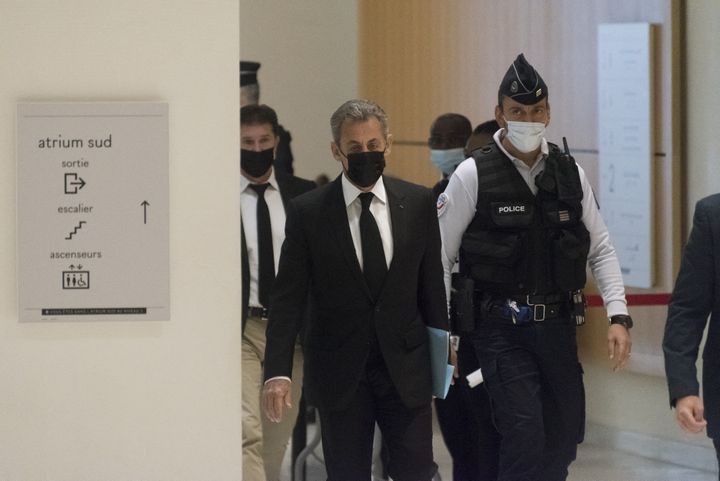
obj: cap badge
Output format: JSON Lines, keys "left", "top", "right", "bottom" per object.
{"left": 510, "top": 80, "right": 518, "bottom": 93}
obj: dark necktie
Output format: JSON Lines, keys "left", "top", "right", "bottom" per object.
{"left": 249, "top": 183, "right": 274, "bottom": 307}
{"left": 359, "top": 192, "right": 387, "bottom": 300}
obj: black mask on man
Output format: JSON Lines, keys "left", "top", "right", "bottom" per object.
{"left": 241, "top": 148, "right": 274, "bottom": 178}
{"left": 344, "top": 151, "right": 386, "bottom": 188}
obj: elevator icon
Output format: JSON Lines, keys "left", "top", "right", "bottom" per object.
{"left": 63, "top": 270, "right": 90, "bottom": 289}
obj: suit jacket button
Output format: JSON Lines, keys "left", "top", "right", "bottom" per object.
{"left": 375, "top": 307, "right": 381, "bottom": 312}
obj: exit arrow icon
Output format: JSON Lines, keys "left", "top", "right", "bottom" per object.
{"left": 140, "top": 200, "right": 150, "bottom": 224}
{"left": 64, "top": 173, "right": 86, "bottom": 194}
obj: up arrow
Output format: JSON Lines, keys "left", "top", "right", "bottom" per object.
{"left": 140, "top": 200, "right": 150, "bottom": 224}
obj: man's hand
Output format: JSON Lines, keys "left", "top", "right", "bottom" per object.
{"left": 449, "top": 342, "right": 459, "bottom": 383}
{"left": 607, "top": 324, "right": 631, "bottom": 371}
{"left": 262, "top": 379, "right": 292, "bottom": 423}
{"left": 675, "top": 395, "right": 707, "bottom": 433}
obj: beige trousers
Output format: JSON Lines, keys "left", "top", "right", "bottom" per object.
{"left": 242, "top": 315, "right": 304, "bottom": 481}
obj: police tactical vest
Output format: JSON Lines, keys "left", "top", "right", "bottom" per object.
{"left": 459, "top": 142, "right": 590, "bottom": 296}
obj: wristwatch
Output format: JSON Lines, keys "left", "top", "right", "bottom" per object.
{"left": 609, "top": 314, "right": 633, "bottom": 329}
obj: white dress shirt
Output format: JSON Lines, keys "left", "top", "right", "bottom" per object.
{"left": 437, "top": 129, "right": 628, "bottom": 317}
{"left": 341, "top": 174, "right": 394, "bottom": 270}
{"left": 240, "top": 168, "right": 286, "bottom": 308}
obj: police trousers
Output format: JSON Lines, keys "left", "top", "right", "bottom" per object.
{"left": 468, "top": 314, "right": 585, "bottom": 481}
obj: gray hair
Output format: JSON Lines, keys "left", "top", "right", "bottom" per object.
{"left": 330, "top": 99, "right": 389, "bottom": 145}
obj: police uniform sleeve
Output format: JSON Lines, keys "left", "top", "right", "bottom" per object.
{"left": 578, "top": 165, "right": 628, "bottom": 317}
{"left": 438, "top": 157, "right": 478, "bottom": 305}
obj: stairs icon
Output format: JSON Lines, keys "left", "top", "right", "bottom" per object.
{"left": 65, "top": 221, "right": 86, "bottom": 240}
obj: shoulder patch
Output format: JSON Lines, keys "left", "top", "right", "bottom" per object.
{"left": 436, "top": 192, "right": 449, "bottom": 216}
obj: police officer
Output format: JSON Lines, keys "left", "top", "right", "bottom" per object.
{"left": 437, "top": 53, "right": 633, "bottom": 481}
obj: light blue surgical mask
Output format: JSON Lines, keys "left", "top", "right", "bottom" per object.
{"left": 430, "top": 147, "right": 466, "bottom": 175}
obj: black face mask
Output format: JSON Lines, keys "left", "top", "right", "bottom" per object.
{"left": 343, "top": 150, "right": 386, "bottom": 188}
{"left": 241, "top": 148, "right": 274, "bottom": 178}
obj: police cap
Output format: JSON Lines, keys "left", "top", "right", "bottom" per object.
{"left": 498, "top": 53, "right": 547, "bottom": 105}
{"left": 240, "top": 61, "right": 261, "bottom": 87}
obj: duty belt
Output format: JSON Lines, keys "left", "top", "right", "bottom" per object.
{"left": 488, "top": 302, "right": 564, "bottom": 323}
{"left": 247, "top": 306, "right": 269, "bottom": 319}
{"left": 487, "top": 293, "right": 568, "bottom": 324}
{"left": 509, "top": 293, "right": 567, "bottom": 305}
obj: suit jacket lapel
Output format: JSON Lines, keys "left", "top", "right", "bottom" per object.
{"left": 324, "top": 176, "right": 372, "bottom": 299}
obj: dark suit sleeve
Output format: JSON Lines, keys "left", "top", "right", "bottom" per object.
{"left": 264, "top": 199, "right": 310, "bottom": 381}
{"left": 663, "top": 199, "right": 716, "bottom": 406}
{"left": 418, "top": 187, "right": 450, "bottom": 331}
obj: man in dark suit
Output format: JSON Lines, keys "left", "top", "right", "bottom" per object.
{"left": 262, "top": 98, "right": 450, "bottom": 481}
{"left": 664, "top": 193, "right": 720, "bottom": 470}
{"left": 241, "top": 104, "right": 315, "bottom": 481}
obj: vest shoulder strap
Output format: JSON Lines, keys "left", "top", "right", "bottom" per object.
{"left": 471, "top": 143, "right": 527, "bottom": 195}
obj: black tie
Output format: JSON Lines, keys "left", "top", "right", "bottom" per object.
{"left": 249, "top": 183, "right": 274, "bottom": 307}
{"left": 359, "top": 192, "right": 387, "bottom": 300}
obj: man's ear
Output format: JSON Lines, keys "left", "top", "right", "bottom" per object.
{"left": 272, "top": 135, "right": 280, "bottom": 158}
{"left": 545, "top": 102, "right": 551, "bottom": 127}
{"left": 330, "top": 142, "right": 343, "bottom": 162}
{"left": 385, "top": 133, "right": 393, "bottom": 156}
{"left": 494, "top": 105, "right": 506, "bottom": 129}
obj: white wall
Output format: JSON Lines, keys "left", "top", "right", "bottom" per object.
{"left": 686, "top": 0, "right": 720, "bottom": 215}
{"left": 240, "top": 0, "right": 359, "bottom": 182}
{"left": 0, "top": 2, "right": 242, "bottom": 479}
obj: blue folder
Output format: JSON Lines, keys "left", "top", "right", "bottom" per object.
{"left": 426, "top": 326, "right": 454, "bottom": 399}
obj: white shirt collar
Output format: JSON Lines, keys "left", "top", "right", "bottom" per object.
{"left": 240, "top": 167, "right": 279, "bottom": 193}
{"left": 341, "top": 173, "right": 388, "bottom": 208}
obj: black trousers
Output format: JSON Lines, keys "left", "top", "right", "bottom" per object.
{"left": 317, "top": 357, "right": 437, "bottom": 481}
{"left": 468, "top": 315, "right": 584, "bottom": 481}
{"left": 713, "top": 438, "right": 720, "bottom": 481}
{"left": 435, "top": 333, "right": 500, "bottom": 480}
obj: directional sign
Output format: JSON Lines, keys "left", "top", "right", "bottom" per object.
{"left": 17, "top": 102, "right": 169, "bottom": 321}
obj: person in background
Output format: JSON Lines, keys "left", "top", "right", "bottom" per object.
{"left": 241, "top": 104, "right": 315, "bottom": 481}
{"left": 437, "top": 53, "right": 633, "bottom": 481}
{"left": 241, "top": 61, "right": 295, "bottom": 175}
{"left": 464, "top": 120, "right": 501, "bottom": 158}
{"left": 263, "top": 98, "right": 449, "bottom": 481}
{"left": 314, "top": 173, "right": 330, "bottom": 186}
{"left": 429, "top": 113, "right": 500, "bottom": 480}
{"left": 429, "top": 113, "right": 472, "bottom": 198}
{"left": 663, "top": 193, "right": 720, "bottom": 474}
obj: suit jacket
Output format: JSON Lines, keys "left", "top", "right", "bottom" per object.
{"left": 664, "top": 193, "right": 720, "bottom": 438}
{"left": 241, "top": 170, "right": 315, "bottom": 332}
{"left": 264, "top": 175, "right": 449, "bottom": 412}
